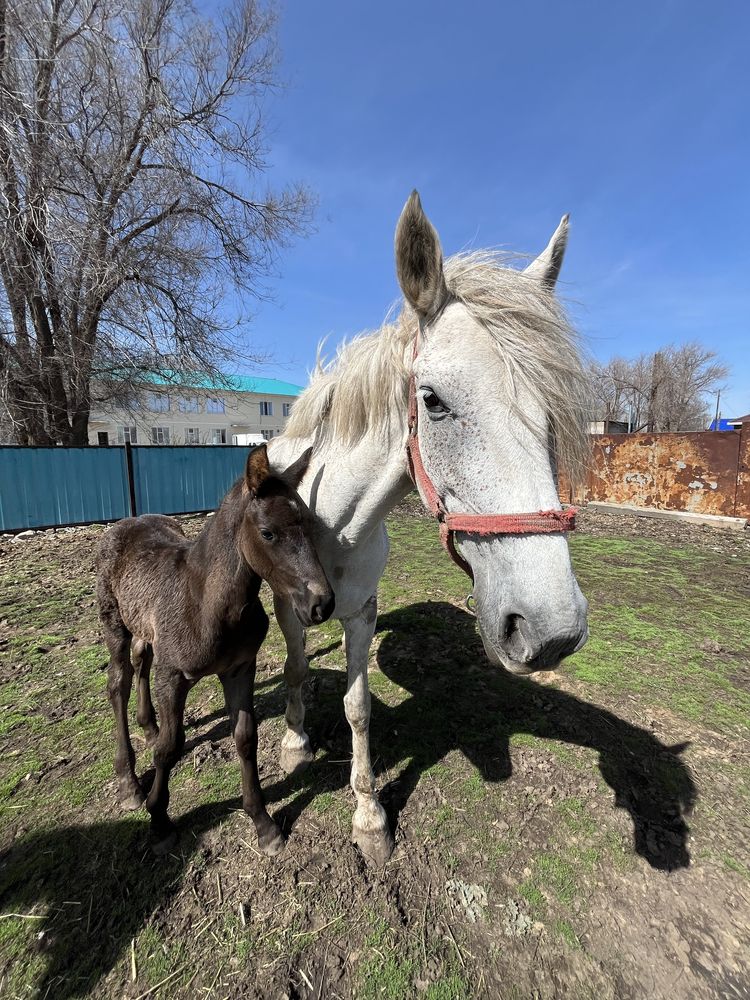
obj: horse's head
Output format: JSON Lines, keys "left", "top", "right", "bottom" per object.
{"left": 241, "top": 445, "right": 335, "bottom": 627}
{"left": 395, "top": 192, "right": 589, "bottom": 675}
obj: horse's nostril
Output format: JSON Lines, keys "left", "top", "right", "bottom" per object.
{"left": 500, "top": 613, "right": 536, "bottom": 662}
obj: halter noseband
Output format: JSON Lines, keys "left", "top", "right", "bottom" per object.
{"left": 405, "top": 325, "right": 576, "bottom": 579}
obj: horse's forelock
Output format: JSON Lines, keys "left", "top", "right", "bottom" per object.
{"left": 284, "top": 251, "right": 591, "bottom": 483}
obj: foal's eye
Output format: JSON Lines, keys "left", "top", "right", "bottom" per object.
{"left": 419, "top": 387, "right": 450, "bottom": 418}
{"left": 260, "top": 529, "right": 275, "bottom": 542}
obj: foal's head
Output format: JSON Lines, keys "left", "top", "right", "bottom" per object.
{"left": 239, "top": 445, "right": 334, "bottom": 628}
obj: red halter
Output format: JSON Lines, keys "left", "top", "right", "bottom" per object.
{"left": 405, "top": 331, "right": 576, "bottom": 579}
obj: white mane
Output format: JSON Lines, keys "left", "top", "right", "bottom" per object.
{"left": 285, "top": 251, "right": 591, "bottom": 482}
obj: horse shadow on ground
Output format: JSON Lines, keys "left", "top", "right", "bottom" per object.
{"left": 372, "top": 603, "right": 695, "bottom": 869}
{"left": 0, "top": 602, "right": 695, "bottom": 997}
{"left": 259, "top": 602, "right": 695, "bottom": 873}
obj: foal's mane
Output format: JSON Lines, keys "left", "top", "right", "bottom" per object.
{"left": 285, "top": 251, "right": 591, "bottom": 482}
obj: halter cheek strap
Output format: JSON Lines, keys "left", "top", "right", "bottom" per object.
{"left": 405, "top": 330, "right": 577, "bottom": 579}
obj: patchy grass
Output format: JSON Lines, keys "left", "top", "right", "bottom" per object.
{"left": 554, "top": 918, "right": 581, "bottom": 950}
{"left": 569, "top": 534, "right": 750, "bottom": 735}
{"left": 0, "top": 512, "right": 749, "bottom": 998}
{"left": 557, "top": 797, "right": 597, "bottom": 837}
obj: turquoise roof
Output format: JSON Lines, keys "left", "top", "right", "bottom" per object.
{"left": 141, "top": 370, "right": 304, "bottom": 397}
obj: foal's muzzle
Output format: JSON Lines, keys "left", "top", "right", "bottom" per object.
{"left": 293, "top": 589, "right": 335, "bottom": 628}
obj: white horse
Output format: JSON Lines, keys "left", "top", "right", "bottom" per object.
{"left": 268, "top": 192, "right": 590, "bottom": 865}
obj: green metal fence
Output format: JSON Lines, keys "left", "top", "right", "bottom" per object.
{"left": 0, "top": 445, "right": 250, "bottom": 532}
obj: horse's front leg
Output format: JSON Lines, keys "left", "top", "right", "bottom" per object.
{"left": 274, "top": 594, "right": 314, "bottom": 775}
{"left": 221, "top": 658, "right": 284, "bottom": 857}
{"left": 343, "top": 595, "right": 394, "bottom": 866}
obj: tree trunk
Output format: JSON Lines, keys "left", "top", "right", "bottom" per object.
{"left": 71, "top": 406, "right": 90, "bottom": 446}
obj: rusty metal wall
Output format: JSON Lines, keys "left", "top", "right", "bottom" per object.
{"left": 574, "top": 432, "right": 747, "bottom": 518}
{"left": 735, "top": 427, "right": 750, "bottom": 518}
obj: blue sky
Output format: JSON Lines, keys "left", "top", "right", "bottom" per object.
{"left": 241, "top": 0, "right": 749, "bottom": 418}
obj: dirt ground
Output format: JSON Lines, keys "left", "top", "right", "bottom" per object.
{"left": 0, "top": 504, "right": 749, "bottom": 999}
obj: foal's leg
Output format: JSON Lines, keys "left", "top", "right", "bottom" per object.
{"left": 145, "top": 668, "right": 190, "bottom": 854}
{"left": 221, "top": 659, "right": 285, "bottom": 857}
{"left": 274, "top": 594, "right": 314, "bottom": 775}
{"left": 132, "top": 639, "right": 159, "bottom": 746}
{"left": 343, "top": 595, "right": 394, "bottom": 866}
{"left": 104, "top": 624, "right": 143, "bottom": 810}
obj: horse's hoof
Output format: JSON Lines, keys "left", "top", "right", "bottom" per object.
{"left": 353, "top": 826, "right": 395, "bottom": 867}
{"left": 120, "top": 790, "right": 145, "bottom": 812}
{"left": 143, "top": 726, "right": 159, "bottom": 747}
{"left": 150, "top": 827, "right": 179, "bottom": 856}
{"left": 280, "top": 746, "right": 314, "bottom": 776}
{"left": 117, "top": 781, "right": 145, "bottom": 811}
{"left": 258, "top": 826, "right": 286, "bottom": 858}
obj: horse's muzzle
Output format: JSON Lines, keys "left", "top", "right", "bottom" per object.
{"left": 484, "top": 612, "right": 588, "bottom": 675}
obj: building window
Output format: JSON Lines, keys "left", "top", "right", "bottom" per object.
{"left": 211, "top": 428, "right": 227, "bottom": 445}
{"left": 147, "top": 392, "right": 170, "bottom": 412}
{"left": 179, "top": 396, "right": 199, "bottom": 413}
{"left": 117, "top": 425, "right": 138, "bottom": 444}
{"left": 151, "top": 426, "right": 170, "bottom": 445}
{"left": 97, "top": 432, "right": 109, "bottom": 447}
{"left": 259, "top": 401, "right": 273, "bottom": 417}
{"left": 282, "top": 402, "right": 291, "bottom": 417}
{"left": 206, "top": 397, "right": 225, "bottom": 414}
{"left": 261, "top": 429, "right": 274, "bottom": 440}
{"left": 185, "top": 427, "right": 200, "bottom": 445}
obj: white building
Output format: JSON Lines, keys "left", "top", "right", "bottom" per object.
{"left": 88, "top": 373, "right": 303, "bottom": 446}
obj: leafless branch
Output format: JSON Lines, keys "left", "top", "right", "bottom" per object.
{"left": 0, "top": 0, "right": 313, "bottom": 444}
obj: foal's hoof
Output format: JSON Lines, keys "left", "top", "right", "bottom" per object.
{"left": 353, "top": 826, "right": 395, "bottom": 868}
{"left": 120, "top": 790, "right": 145, "bottom": 812}
{"left": 150, "top": 825, "right": 179, "bottom": 856}
{"left": 117, "top": 781, "right": 145, "bottom": 812}
{"left": 143, "top": 725, "right": 159, "bottom": 747}
{"left": 280, "top": 745, "right": 315, "bottom": 776}
{"left": 258, "top": 825, "right": 286, "bottom": 858}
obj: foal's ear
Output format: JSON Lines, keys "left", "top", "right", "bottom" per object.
{"left": 395, "top": 190, "right": 448, "bottom": 320}
{"left": 524, "top": 214, "right": 569, "bottom": 289}
{"left": 245, "top": 444, "right": 271, "bottom": 496}
{"left": 278, "top": 446, "right": 313, "bottom": 491}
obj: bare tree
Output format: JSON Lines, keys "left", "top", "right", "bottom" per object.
{"left": 589, "top": 356, "right": 633, "bottom": 429}
{"left": 587, "top": 342, "right": 729, "bottom": 433}
{"left": 654, "top": 343, "right": 729, "bottom": 431}
{"left": 0, "top": 0, "right": 313, "bottom": 445}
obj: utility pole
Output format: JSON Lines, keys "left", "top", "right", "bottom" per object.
{"left": 713, "top": 389, "right": 721, "bottom": 430}
{"left": 647, "top": 352, "right": 663, "bottom": 433}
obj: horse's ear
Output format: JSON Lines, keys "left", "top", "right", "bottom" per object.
{"left": 245, "top": 444, "right": 270, "bottom": 496}
{"left": 278, "top": 446, "right": 312, "bottom": 491}
{"left": 395, "top": 190, "right": 448, "bottom": 319}
{"left": 524, "top": 214, "right": 569, "bottom": 289}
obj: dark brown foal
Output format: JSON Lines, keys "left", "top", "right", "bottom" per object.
{"left": 96, "top": 445, "right": 334, "bottom": 855}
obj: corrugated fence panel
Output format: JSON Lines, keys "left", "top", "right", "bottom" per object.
{"left": 131, "top": 446, "right": 248, "bottom": 515}
{"left": 0, "top": 447, "right": 130, "bottom": 531}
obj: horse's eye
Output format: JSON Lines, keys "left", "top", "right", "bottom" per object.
{"left": 420, "top": 387, "right": 449, "bottom": 417}
{"left": 260, "top": 529, "right": 275, "bottom": 542}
